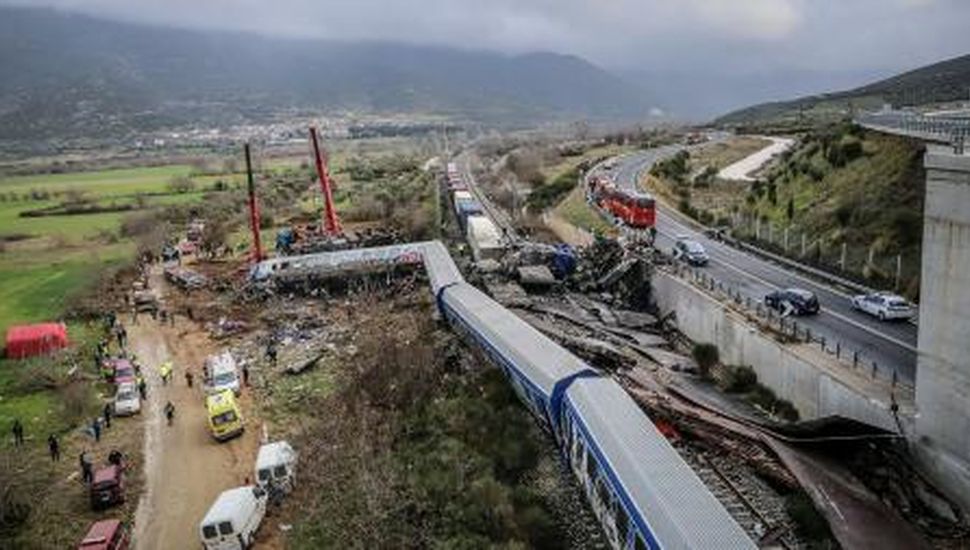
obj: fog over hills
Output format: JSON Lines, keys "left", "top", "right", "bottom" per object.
{"left": 0, "top": 7, "right": 658, "bottom": 142}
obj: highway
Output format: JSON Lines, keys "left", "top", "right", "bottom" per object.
{"left": 597, "top": 148, "right": 919, "bottom": 384}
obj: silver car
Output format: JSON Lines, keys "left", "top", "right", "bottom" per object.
{"left": 851, "top": 292, "right": 915, "bottom": 321}
{"left": 113, "top": 381, "right": 141, "bottom": 416}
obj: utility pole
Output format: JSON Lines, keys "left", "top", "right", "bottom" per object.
{"left": 244, "top": 143, "right": 263, "bottom": 263}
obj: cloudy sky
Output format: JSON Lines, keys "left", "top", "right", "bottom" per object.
{"left": 3, "top": 0, "right": 969, "bottom": 114}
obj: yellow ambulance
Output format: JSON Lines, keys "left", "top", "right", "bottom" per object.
{"left": 206, "top": 389, "right": 244, "bottom": 442}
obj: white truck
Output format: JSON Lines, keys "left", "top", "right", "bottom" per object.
{"left": 204, "top": 351, "right": 241, "bottom": 396}
{"left": 466, "top": 215, "right": 504, "bottom": 262}
{"left": 199, "top": 486, "right": 267, "bottom": 550}
{"left": 255, "top": 441, "right": 298, "bottom": 495}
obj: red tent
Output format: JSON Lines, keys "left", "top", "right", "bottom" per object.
{"left": 5, "top": 323, "right": 69, "bottom": 359}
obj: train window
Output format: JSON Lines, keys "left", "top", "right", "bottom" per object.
{"left": 616, "top": 502, "right": 630, "bottom": 547}
{"left": 634, "top": 533, "right": 648, "bottom": 550}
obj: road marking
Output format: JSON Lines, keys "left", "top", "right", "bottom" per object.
{"left": 665, "top": 226, "right": 919, "bottom": 353}
{"left": 603, "top": 151, "right": 918, "bottom": 354}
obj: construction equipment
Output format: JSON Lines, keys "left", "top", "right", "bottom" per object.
{"left": 244, "top": 143, "right": 264, "bottom": 263}
{"left": 309, "top": 126, "right": 342, "bottom": 235}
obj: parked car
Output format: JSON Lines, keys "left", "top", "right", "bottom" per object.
{"left": 764, "top": 288, "right": 820, "bottom": 316}
{"left": 77, "top": 519, "right": 130, "bottom": 550}
{"left": 111, "top": 360, "right": 136, "bottom": 386}
{"left": 199, "top": 486, "right": 267, "bottom": 550}
{"left": 90, "top": 464, "right": 125, "bottom": 510}
{"left": 673, "top": 237, "right": 710, "bottom": 266}
{"left": 851, "top": 292, "right": 916, "bottom": 321}
{"left": 255, "top": 441, "right": 297, "bottom": 496}
{"left": 113, "top": 381, "right": 141, "bottom": 416}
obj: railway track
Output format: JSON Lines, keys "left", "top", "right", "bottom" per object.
{"left": 455, "top": 152, "right": 520, "bottom": 242}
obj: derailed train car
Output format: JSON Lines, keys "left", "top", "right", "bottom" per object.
{"left": 254, "top": 242, "right": 755, "bottom": 550}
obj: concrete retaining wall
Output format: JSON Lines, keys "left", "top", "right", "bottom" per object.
{"left": 651, "top": 272, "right": 905, "bottom": 432}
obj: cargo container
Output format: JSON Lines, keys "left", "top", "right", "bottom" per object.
{"left": 466, "top": 215, "right": 504, "bottom": 262}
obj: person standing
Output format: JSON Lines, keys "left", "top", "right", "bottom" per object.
{"left": 48, "top": 434, "right": 60, "bottom": 461}
{"left": 92, "top": 418, "right": 102, "bottom": 443}
{"left": 185, "top": 370, "right": 194, "bottom": 388}
{"left": 137, "top": 377, "right": 147, "bottom": 400}
{"left": 80, "top": 451, "right": 93, "bottom": 484}
{"left": 103, "top": 402, "right": 112, "bottom": 429}
{"left": 12, "top": 419, "right": 24, "bottom": 446}
{"left": 265, "top": 340, "right": 278, "bottom": 366}
{"left": 242, "top": 364, "right": 250, "bottom": 387}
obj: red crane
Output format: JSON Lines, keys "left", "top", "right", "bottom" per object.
{"left": 309, "top": 126, "right": 342, "bottom": 235}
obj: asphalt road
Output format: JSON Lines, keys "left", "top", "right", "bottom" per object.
{"left": 597, "top": 148, "right": 919, "bottom": 385}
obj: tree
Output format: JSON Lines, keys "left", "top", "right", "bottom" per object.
{"left": 167, "top": 176, "right": 196, "bottom": 194}
{"left": 692, "top": 343, "right": 720, "bottom": 378}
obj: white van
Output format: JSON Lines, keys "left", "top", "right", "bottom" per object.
{"left": 199, "top": 486, "right": 267, "bottom": 550}
{"left": 255, "top": 441, "right": 297, "bottom": 494}
{"left": 205, "top": 351, "right": 241, "bottom": 396}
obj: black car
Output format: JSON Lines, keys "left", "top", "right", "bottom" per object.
{"left": 764, "top": 288, "right": 820, "bottom": 316}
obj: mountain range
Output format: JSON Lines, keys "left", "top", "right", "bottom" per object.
{"left": 716, "top": 53, "right": 970, "bottom": 125}
{"left": 0, "top": 7, "right": 657, "bottom": 144}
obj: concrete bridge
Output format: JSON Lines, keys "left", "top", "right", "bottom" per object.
{"left": 859, "top": 111, "right": 970, "bottom": 514}
{"left": 856, "top": 110, "right": 970, "bottom": 151}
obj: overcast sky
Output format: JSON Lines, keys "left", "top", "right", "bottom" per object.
{"left": 3, "top": 0, "right": 969, "bottom": 79}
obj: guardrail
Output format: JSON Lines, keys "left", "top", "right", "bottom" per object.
{"left": 662, "top": 255, "right": 915, "bottom": 399}
{"left": 856, "top": 111, "right": 970, "bottom": 153}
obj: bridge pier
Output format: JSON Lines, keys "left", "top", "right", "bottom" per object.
{"left": 914, "top": 148, "right": 970, "bottom": 514}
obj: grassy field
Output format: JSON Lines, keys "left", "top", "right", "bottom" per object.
{"left": 0, "top": 162, "right": 212, "bottom": 453}
{"left": 554, "top": 186, "right": 615, "bottom": 235}
{"left": 0, "top": 165, "right": 193, "bottom": 197}
{"left": 540, "top": 143, "right": 632, "bottom": 181}
{"left": 691, "top": 136, "right": 772, "bottom": 171}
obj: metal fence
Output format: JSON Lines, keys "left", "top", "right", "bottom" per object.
{"left": 856, "top": 111, "right": 970, "bottom": 153}
{"left": 660, "top": 256, "right": 915, "bottom": 397}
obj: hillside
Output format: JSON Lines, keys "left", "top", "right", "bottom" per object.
{"left": 0, "top": 7, "right": 656, "bottom": 144}
{"left": 716, "top": 53, "right": 970, "bottom": 126}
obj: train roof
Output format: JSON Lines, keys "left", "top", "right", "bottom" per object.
{"left": 442, "top": 283, "right": 592, "bottom": 396}
{"left": 565, "top": 376, "right": 755, "bottom": 550}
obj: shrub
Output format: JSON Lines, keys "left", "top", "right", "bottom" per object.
{"left": 167, "top": 175, "right": 196, "bottom": 194}
{"left": 59, "top": 382, "right": 95, "bottom": 427}
{"left": 691, "top": 343, "right": 719, "bottom": 378}
{"left": 723, "top": 365, "right": 758, "bottom": 394}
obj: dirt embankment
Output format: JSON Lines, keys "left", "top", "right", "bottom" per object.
{"left": 130, "top": 271, "right": 261, "bottom": 549}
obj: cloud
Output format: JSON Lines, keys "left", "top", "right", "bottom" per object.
{"left": 0, "top": 0, "right": 967, "bottom": 78}
{"left": 684, "top": 0, "right": 801, "bottom": 40}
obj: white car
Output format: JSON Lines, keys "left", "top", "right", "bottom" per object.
{"left": 851, "top": 292, "right": 915, "bottom": 321}
{"left": 113, "top": 381, "right": 141, "bottom": 416}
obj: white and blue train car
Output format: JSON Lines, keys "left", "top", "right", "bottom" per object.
{"left": 560, "top": 377, "right": 756, "bottom": 550}
{"left": 437, "top": 282, "right": 593, "bottom": 426}
{"left": 437, "top": 281, "right": 755, "bottom": 549}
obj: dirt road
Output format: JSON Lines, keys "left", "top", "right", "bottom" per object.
{"left": 130, "top": 275, "right": 260, "bottom": 549}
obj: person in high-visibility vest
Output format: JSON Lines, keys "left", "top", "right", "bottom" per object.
{"left": 159, "top": 361, "right": 173, "bottom": 386}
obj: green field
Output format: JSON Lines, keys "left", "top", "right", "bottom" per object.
{"left": 0, "top": 163, "right": 211, "bottom": 443}
{"left": 0, "top": 165, "right": 193, "bottom": 197}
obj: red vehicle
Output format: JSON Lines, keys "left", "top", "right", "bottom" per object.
{"left": 90, "top": 464, "right": 126, "bottom": 510}
{"left": 78, "top": 519, "right": 130, "bottom": 550}
{"left": 111, "top": 360, "right": 136, "bottom": 386}
{"left": 588, "top": 177, "right": 656, "bottom": 229}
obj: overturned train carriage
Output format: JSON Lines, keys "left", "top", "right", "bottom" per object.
{"left": 253, "top": 241, "right": 755, "bottom": 550}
